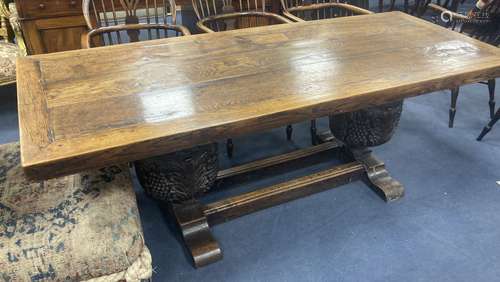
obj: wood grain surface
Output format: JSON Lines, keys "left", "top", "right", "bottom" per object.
{"left": 17, "top": 12, "right": 500, "bottom": 179}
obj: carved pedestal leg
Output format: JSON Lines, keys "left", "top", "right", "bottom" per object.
{"left": 134, "top": 144, "right": 222, "bottom": 267}
{"left": 350, "top": 148, "right": 404, "bottom": 201}
{"left": 328, "top": 100, "right": 405, "bottom": 201}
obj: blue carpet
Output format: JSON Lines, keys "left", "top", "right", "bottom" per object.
{"left": 2, "top": 78, "right": 499, "bottom": 281}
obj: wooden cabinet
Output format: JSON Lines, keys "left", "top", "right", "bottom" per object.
{"left": 16, "top": 0, "right": 87, "bottom": 54}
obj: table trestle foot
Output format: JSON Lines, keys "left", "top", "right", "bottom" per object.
{"left": 170, "top": 200, "right": 223, "bottom": 268}
{"left": 350, "top": 147, "right": 405, "bottom": 202}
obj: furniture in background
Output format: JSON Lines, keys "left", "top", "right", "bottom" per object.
{"left": 0, "top": 143, "right": 152, "bottom": 281}
{"left": 82, "top": 0, "right": 190, "bottom": 47}
{"left": 14, "top": 0, "right": 192, "bottom": 55}
{"left": 193, "top": 0, "right": 294, "bottom": 157}
{"left": 477, "top": 106, "right": 500, "bottom": 140}
{"left": 16, "top": 12, "right": 500, "bottom": 268}
{"left": 424, "top": 1, "right": 498, "bottom": 128}
{"left": 0, "top": 0, "right": 13, "bottom": 42}
{"left": 377, "top": 0, "right": 409, "bottom": 12}
{"left": 0, "top": 1, "right": 26, "bottom": 86}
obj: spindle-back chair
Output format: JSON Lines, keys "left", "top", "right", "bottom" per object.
{"left": 424, "top": 1, "right": 499, "bottom": 128}
{"left": 83, "top": 0, "right": 188, "bottom": 46}
{"left": 192, "top": 0, "right": 292, "bottom": 33}
{"left": 192, "top": 0, "right": 293, "bottom": 157}
{"left": 281, "top": 0, "right": 372, "bottom": 22}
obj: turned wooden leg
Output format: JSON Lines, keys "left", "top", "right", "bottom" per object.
{"left": 286, "top": 124, "right": 293, "bottom": 141}
{"left": 310, "top": 120, "right": 318, "bottom": 145}
{"left": 134, "top": 144, "right": 222, "bottom": 267}
{"left": 226, "top": 138, "right": 234, "bottom": 158}
{"left": 449, "top": 87, "right": 459, "bottom": 128}
{"left": 488, "top": 79, "right": 496, "bottom": 120}
{"left": 170, "top": 200, "right": 222, "bottom": 267}
{"left": 389, "top": 0, "right": 396, "bottom": 11}
{"left": 477, "top": 108, "right": 500, "bottom": 141}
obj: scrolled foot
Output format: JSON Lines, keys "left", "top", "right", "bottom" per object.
{"left": 351, "top": 148, "right": 404, "bottom": 202}
{"left": 171, "top": 200, "right": 222, "bottom": 268}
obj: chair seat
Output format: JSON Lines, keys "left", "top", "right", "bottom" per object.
{"left": 0, "top": 41, "right": 17, "bottom": 85}
{"left": 0, "top": 142, "right": 152, "bottom": 282}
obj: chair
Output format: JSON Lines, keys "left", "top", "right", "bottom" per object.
{"left": 424, "top": 1, "right": 499, "bottom": 128}
{"left": 82, "top": 0, "right": 190, "bottom": 47}
{"left": 377, "top": 0, "right": 410, "bottom": 13}
{"left": 0, "top": 142, "right": 152, "bottom": 281}
{"left": 0, "top": 1, "right": 27, "bottom": 86}
{"left": 193, "top": 0, "right": 294, "bottom": 157}
{"left": 281, "top": 0, "right": 372, "bottom": 21}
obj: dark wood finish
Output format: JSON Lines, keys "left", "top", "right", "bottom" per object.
{"left": 216, "top": 139, "right": 342, "bottom": 179}
{"left": 17, "top": 12, "right": 500, "bottom": 180}
{"left": 171, "top": 200, "right": 223, "bottom": 267}
{"left": 206, "top": 161, "right": 366, "bottom": 224}
{"left": 165, "top": 132, "right": 404, "bottom": 267}
{"left": 477, "top": 106, "right": 500, "bottom": 141}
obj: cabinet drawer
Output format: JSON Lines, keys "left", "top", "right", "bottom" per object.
{"left": 17, "top": 0, "right": 82, "bottom": 19}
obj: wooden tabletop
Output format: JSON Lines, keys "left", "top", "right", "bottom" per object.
{"left": 17, "top": 11, "right": 500, "bottom": 179}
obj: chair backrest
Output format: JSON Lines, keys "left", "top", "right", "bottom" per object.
{"left": 83, "top": 0, "right": 177, "bottom": 29}
{"left": 282, "top": 0, "right": 372, "bottom": 21}
{"left": 83, "top": 0, "right": 186, "bottom": 46}
{"left": 192, "top": 0, "right": 267, "bottom": 20}
{"left": 448, "top": 1, "right": 500, "bottom": 45}
{"left": 84, "top": 23, "right": 190, "bottom": 47}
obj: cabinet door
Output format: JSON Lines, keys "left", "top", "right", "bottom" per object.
{"left": 20, "top": 15, "right": 87, "bottom": 54}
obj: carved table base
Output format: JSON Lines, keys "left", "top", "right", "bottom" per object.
{"left": 134, "top": 130, "right": 405, "bottom": 268}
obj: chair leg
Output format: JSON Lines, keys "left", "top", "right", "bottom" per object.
{"left": 226, "top": 138, "right": 234, "bottom": 158}
{"left": 379, "top": 0, "right": 384, "bottom": 12}
{"left": 477, "top": 108, "right": 500, "bottom": 141}
{"left": 488, "top": 79, "right": 496, "bottom": 120}
{"left": 449, "top": 87, "right": 459, "bottom": 128}
{"left": 389, "top": 0, "right": 396, "bottom": 11}
{"left": 286, "top": 125, "right": 293, "bottom": 141}
{"left": 404, "top": 0, "right": 409, "bottom": 12}
{"left": 310, "top": 120, "right": 317, "bottom": 145}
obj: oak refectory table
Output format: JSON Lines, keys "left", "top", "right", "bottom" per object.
{"left": 17, "top": 12, "right": 500, "bottom": 267}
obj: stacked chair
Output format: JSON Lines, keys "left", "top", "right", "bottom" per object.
{"left": 192, "top": 0, "right": 297, "bottom": 157}
{"left": 424, "top": 0, "right": 498, "bottom": 130}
